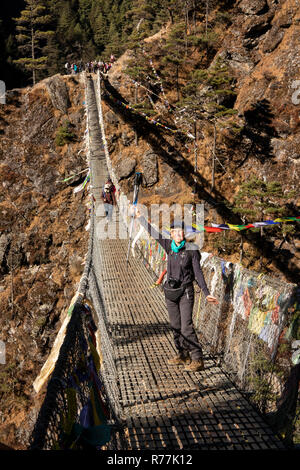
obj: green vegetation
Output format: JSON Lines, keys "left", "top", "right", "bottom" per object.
{"left": 181, "top": 55, "right": 237, "bottom": 120}
{"left": 1, "top": 0, "right": 234, "bottom": 87}
{"left": 55, "top": 121, "right": 76, "bottom": 146}
{"left": 231, "top": 177, "right": 296, "bottom": 264}
{"left": 233, "top": 177, "right": 296, "bottom": 234}
{"left": 247, "top": 351, "right": 284, "bottom": 413}
{"left": 13, "top": 0, "right": 55, "bottom": 85}
{"left": 162, "top": 23, "right": 186, "bottom": 101}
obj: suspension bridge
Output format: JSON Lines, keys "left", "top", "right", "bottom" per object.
{"left": 30, "top": 72, "right": 297, "bottom": 451}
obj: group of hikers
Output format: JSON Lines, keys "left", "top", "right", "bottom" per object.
{"left": 65, "top": 54, "right": 116, "bottom": 75}
{"left": 100, "top": 176, "right": 218, "bottom": 372}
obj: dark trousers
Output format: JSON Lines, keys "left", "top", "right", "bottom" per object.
{"left": 165, "top": 285, "right": 203, "bottom": 361}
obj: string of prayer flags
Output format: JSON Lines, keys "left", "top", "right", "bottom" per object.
{"left": 106, "top": 90, "right": 179, "bottom": 134}
{"left": 61, "top": 168, "right": 89, "bottom": 183}
{"left": 142, "top": 48, "right": 170, "bottom": 110}
{"left": 161, "top": 217, "right": 299, "bottom": 235}
{"left": 191, "top": 216, "right": 300, "bottom": 233}
{"left": 73, "top": 171, "right": 90, "bottom": 194}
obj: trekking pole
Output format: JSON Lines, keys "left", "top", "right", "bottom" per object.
{"left": 126, "top": 172, "right": 143, "bottom": 269}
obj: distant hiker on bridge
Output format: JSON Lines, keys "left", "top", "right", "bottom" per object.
{"left": 98, "top": 60, "right": 104, "bottom": 72}
{"left": 102, "top": 181, "right": 116, "bottom": 221}
{"left": 135, "top": 210, "right": 218, "bottom": 372}
{"left": 105, "top": 177, "right": 116, "bottom": 195}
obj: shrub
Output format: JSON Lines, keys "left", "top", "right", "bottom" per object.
{"left": 55, "top": 121, "right": 76, "bottom": 146}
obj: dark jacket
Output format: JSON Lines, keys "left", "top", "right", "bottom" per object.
{"left": 138, "top": 216, "right": 210, "bottom": 297}
{"left": 102, "top": 189, "right": 115, "bottom": 205}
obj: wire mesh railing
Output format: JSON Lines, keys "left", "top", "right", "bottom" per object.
{"left": 29, "top": 301, "right": 125, "bottom": 450}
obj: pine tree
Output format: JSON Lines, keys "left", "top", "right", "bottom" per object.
{"left": 233, "top": 177, "right": 295, "bottom": 231}
{"left": 189, "top": 56, "right": 237, "bottom": 118}
{"left": 180, "top": 56, "right": 237, "bottom": 191}
{"left": 14, "top": 0, "right": 54, "bottom": 85}
{"left": 156, "top": 0, "right": 182, "bottom": 25}
{"left": 57, "top": 3, "right": 78, "bottom": 45}
{"left": 162, "top": 23, "right": 186, "bottom": 101}
{"left": 232, "top": 177, "right": 296, "bottom": 264}
{"left": 104, "top": 19, "right": 121, "bottom": 57}
{"left": 89, "top": 0, "right": 108, "bottom": 52}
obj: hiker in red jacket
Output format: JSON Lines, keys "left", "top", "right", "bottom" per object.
{"left": 102, "top": 182, "right": 116, "bottom": 221}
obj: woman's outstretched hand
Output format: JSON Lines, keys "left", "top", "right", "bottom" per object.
{"left": 206, "top": 295, "right": 219, "bottom": 304}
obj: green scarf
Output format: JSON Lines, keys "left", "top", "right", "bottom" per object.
{"left": 171, "top": 239, "right": 186, "bottom": 253}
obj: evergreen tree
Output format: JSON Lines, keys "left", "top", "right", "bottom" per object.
{"left": 57, "top": 2, "right": 78, "bottom": 45}
{"left": 162, "top": 23, "right": 186, "bottom": 101}
{"left": 233, "top": 177, "right": 295, "bottom": 233}
{"left": 14, "top": 0, "right": 54, "bottom": 85}
{"left": 188, "top": 56, "right": 236, "bottom": 118}
{"left": 156, "top": 0, "right": 183, "bottom": 25}
{"left": 180, "top": 56, "right": 237, "bottom": 190}
{"left": 232, "top": 177, "right": 296, "bottom": 264}
{"left": 104, "top": 17, "right": 121, "bottom": 57}
{"left": 89, "top": 0, "right": 108, "bottom": 52}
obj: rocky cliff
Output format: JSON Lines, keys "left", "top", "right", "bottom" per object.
{"left": 101, "top": 0, "right": 299, "bottom": 280}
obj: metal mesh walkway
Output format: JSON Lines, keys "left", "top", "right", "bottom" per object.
{"left": 93, "top": 214, "right": 285, "bottom": 451}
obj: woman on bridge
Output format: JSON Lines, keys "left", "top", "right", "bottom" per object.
{"left": 135, "top": 210, "right": 218, "bottom": 372}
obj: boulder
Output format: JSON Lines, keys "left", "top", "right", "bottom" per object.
{"left": 238, "top": 0, "right": 269, "bottom": 15}
{"left": 154, "top": 164, "right": 179, "bottom": 197}
{"left": 121, "top": 131, "right": 134, "bottom": 146}
{"left": 45, "top": 74, "right": 70, "bottom": 113}
{"left": 141, "top": 151, "right": 158, "bottom": 187}
{"left": 116, "top": 156, "right": 136, "bottom": 181}
{"left": 262, "top": 26, "right": 284, "bottom": 53}
{"left": 67, "top": 204, "right": 86, "bottom": 233}
{"left": 105, "top": 110, "right": 119, "bottom": 125}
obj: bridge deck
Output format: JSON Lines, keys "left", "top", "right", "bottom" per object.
{"left": 95, "top": 219, "right": 284, "bottom": 451}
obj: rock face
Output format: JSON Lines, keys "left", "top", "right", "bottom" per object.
{"left": 262, "top": 25, "right": 284, "bottom": 52}
{"left": 141, "top": 150, "right": 158, "bottom": 187}
{"left": 0, "top": 74, "right": 88, "bottom": 449}
{"left": 45, "top": 74, "right": 71, "bottom": 113}
{"left": 115, "top": 154, "right": 136, "bottom": 181}
{"left": 238, "top": 0, "right": 269, "bottom": 15}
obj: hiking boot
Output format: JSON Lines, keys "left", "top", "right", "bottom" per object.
{"left": 184, "top": 358, "right": 204, "bottom": 372}
{"left": 167, "top": 352, "right": 191, "bottom": 366}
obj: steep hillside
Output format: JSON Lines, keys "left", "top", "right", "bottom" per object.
{"left": 0, "top": 74, "right": 88, "bottom": 448}
{"left": 101, "top": 0, "right": 299, "bottom": 281}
